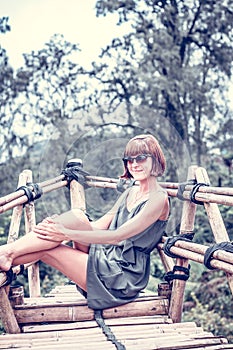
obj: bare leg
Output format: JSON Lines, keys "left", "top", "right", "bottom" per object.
{"left": 0, "top": 209, "right": 92, "bottom": 271}
{"left": 12, "top": 245, "right": 88, "bottom": 291}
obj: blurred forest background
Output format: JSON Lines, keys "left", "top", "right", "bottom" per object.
{"left": 1, "top": 0, "right": 233, "bottom": 341}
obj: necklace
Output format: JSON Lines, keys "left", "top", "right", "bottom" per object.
{"left": 134, "top": 190, "right": 149, "bottom": 203}
{"left": 127, "top": 188, "right": 149, "bottom": 212}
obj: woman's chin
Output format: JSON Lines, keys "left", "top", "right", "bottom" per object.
{"left": 131, "top": 173, "right": 146, "bottom": 181}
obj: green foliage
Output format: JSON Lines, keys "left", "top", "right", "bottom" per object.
{"left": 183, "top": 292, "right": 233, "bottom": 342}
{"left": 183, "top": 271, "right": 233, "bottom": 343}
{"left": 95, "top": 0, "right": 233, "bottom": 164}
{"left": 0, "top": 210, "right": 11, "bottom": 245}
{"left": 0, "top": 33, "right": 92, "bottom": 163}
{"left": 39, "top": 264, "right": 68, "bottom": 296}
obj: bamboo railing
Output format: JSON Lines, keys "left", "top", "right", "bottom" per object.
{"left": 0, "top": 162, "right": 233, "bottom": 332}
{"left": 1, "top": 167, "right": 233, "bottom": 214}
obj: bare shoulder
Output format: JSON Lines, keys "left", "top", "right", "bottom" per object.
{"left": 147, "top": 188, "right": 170, "bottom": 221}
{"left": 156, "top": 189, "right": 170, "bottom": 220}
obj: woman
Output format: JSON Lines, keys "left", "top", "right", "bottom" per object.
{"left": 0, "top": 134, "right": 169, "bottom": 309}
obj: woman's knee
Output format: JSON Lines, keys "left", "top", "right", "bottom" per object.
{"left": 53, "top": 209, "right": 92, "bottom": 231}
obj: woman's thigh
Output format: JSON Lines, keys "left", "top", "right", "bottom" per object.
{"left": 42, "top": 244, "right": 88, "bottom": 291}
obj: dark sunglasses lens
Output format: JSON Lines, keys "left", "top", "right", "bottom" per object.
{"left": 136, "top": 155, "right": 147, "bottom": 162}
{"left": 123, "top": 155, "right": 149, "bottom": 164}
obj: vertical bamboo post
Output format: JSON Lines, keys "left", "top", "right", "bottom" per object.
{"left": 157, "top": 248, "right": 174, "bottom": 300}
{"left": 157, "top": 248, "right": 174, "bottom": 273}
{"left": 67, "top": 160, "right": 87, "bottom": 253}
{"left": 67, "top": 159, "right": 86, "bottom": 211}
{"left": 168, "top": 165, "right": 198, "bottom": 323}
{"left": 70, "top": 179, "right": 86, "bottom": 211}
{"left": 24, "top": 170, "right": 41, "bottom": 297}
{"left": 195, "top": 167, "right": 233, "bottom": 294}
{"left": 8, "top": 170, "right": 28, "bottom": 243}
{"left": 0, "top": 287, "right": 21, "bottom": 333}
{"left": 0, "top": 171, "right": 28, "bottom": 334}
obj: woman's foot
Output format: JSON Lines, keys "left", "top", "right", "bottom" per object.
{"left": 0, "top": 249, "right": 13, "bottom": 271}
{"left": 0, "top": 268, "right": 14, "bottom": 287}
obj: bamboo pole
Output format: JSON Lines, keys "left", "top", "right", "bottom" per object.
{"left": 0, "top": 174, "right": 65, "bottom": 207}
{"left": 157, "top": 248, "right": 174, "bottom": 273}
{"left": 0, "top": 287, "right": 21, "bottom": 334}
{"left": 0, "top": 195, "right": 30, "bottom": 214}
{"left": 195, "top": 167, "right": 233, "bottom": 295}
{"left": 7, "top": 171, "right": 29, "bottom": 244}
{"left": 24, "top": 170, "right": 41, "bottom": 298}
{"left": 168, "top": 165, "right": 198, "bottom": 323}
{"left": 69, "top": 179, "right": 86, "bottom": 211}
{"left": 0, "top": 189, "right": 25, "bottom": 207}
{"left": 68, "top": 161, "right": 88, "bottom": 253}
{"left": 182, "top": 190, "right": 233, "bottom": 206}
{"left": 183, "top": 183, "right": 233, "bottom": 196}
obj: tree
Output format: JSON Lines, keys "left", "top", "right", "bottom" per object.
{"left": 0, "top": 16, "right": 10, "bottom": 33}
{"left": 0, "top": 33, "right": 94, "bottom": 163}
{"left": 0, "top": 17, "right": 15, "bottom": 160}
{"left": 92, "top": 0, "right": 233, "bottom": 164}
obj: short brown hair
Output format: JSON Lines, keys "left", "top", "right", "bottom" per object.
{"left": 121, "top": 134, "right": 166, "bottom": 179}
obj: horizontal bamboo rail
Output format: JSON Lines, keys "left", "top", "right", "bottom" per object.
{"left": 158, "top": 237, "right": 233, "bottom": 275}
{"left": 1, "top": 172, "right": 233, "bottom": 215}
{"left": 14, "top": 295, "right": 169, "bottom": 325}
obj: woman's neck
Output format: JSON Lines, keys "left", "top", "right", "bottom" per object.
{"left": 138, "top": 176, "right": 159, "bottom": 194}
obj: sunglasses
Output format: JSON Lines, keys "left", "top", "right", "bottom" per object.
{"left": 122, "top": 154, "right": 153, "bottom": 164}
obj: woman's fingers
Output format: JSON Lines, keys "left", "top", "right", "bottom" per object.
{"left": 33, "top": 222, "right": 67, "bottom": 242}
{"left": 36, "top": 233, "right": 59, "bottom": 242}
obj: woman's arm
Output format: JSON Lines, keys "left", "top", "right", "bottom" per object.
{"left": 34, "top": 191, "right": 168, "bottom": 245}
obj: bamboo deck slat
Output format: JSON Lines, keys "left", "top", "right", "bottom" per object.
{"left": 0, "top": 284, "right": 232, "bottom": 350}
{"left": 21, "top": 315, "right": 172, "bottom": 333}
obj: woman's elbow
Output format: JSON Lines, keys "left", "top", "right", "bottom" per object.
{"left": 107, "top": 237, "right": 120, "bottom": 245}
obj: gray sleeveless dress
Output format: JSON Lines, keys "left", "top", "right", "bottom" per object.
{"left": 82, "top": 195, "right": 167, "bottom": 310}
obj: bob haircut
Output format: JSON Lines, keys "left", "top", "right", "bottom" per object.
{"left": 121, "top": 134, "right": 166, "bottom": 179}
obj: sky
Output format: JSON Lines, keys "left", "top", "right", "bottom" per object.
{"left": 0, "top": 0, "right": 124, "bottom": 69}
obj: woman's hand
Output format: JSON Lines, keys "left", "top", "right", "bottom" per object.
{"left": 33, "top": 220, "right": 69, "bottom": 242}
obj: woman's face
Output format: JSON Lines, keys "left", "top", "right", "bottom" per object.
{"left": 126, "top": 154, "right": 153, "bottom": 180}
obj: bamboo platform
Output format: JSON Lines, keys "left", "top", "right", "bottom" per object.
{"left": 0, "top": 284, "right": 232, "bottom": 350}
{"left": 1, "top": 165, "right": 233, "bottom": 348}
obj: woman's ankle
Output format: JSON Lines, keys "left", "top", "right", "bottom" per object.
{"left": 0, "top": 248, "right": 13, "bottom": 271}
